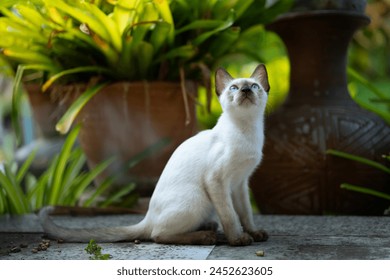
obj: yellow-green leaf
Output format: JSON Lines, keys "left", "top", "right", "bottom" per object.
{"left": 56, "top": 83, "right": 108, "bottom": 134}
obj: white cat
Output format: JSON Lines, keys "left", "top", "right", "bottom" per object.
{"left": 40, "top": 64, "right": 270, "bottom": 246}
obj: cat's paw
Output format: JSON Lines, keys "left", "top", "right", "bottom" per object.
{"left": 229, "top": 233, "right": 253, "bottom": 246}
{"left": 248, "top": 229, "right": 268, "bottom": 242}
{"left": 200, "top": 231, "right": 217, "bottom": 245}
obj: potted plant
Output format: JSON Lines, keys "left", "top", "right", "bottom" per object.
{"left": 0, "top": 0, "right": 292, "bottom": 194}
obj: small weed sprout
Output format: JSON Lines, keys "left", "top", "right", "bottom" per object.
{"left": 85, "top": 239, "right": 112, "bottom": 260}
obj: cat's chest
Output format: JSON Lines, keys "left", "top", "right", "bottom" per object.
{"left": 223, "top": 132, "right": 263, "bottom": 169}
{"left": 230, "top": 141, "right": 262, "bottom": 164}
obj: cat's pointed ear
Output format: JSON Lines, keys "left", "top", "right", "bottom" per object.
{"left": 215, "top": 67, "right": 234, "bottom": 96}
{"left": 250, "top": 64, "right": 270, "bottom": 93}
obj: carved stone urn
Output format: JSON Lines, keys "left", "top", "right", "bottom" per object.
{"left": 251, "top": 1, "right": 390, "bottom": 215}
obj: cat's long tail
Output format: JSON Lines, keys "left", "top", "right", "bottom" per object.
{"left": 39, "top": 206, "right": 150, "bottom": 243}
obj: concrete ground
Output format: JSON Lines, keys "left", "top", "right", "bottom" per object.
{"left": 0, "top": 214, "right": 389, "bottom": 260}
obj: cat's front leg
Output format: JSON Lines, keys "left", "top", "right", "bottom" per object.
{"left": 233, "top": 181, "right": 268, "bottom": 242}
{"left": 206, "top": 178, "right": 253, "bottom": 246}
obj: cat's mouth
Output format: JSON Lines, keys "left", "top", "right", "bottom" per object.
{"left": 238, "top": 94, "right": 256, "bottom": 106}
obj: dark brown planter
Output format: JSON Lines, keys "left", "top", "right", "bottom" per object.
{"left": 251, "top": 10, "right": 390, "bottom": 215}
{"left": 61, "top": 81, "right": 198, "bottom": 196}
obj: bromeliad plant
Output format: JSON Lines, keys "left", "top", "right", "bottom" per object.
{"left": 0, "top": 0, "right": 292, "bottom": 134}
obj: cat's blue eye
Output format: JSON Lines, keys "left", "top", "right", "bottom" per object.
{"left": 230, "top": 85, "right": 239, "bottom": 91}
{"left": 251, "top": 83, "right": 260, "bottom": 90}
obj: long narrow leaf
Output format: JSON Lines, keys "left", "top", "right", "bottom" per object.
{"left": 112, "top": 0, "right": 139, "bottom": 33}
{"left": 0, "top": 188, "right": 6, "bottom": 214}
{"left": 3, "top": 48, "right": 53, "bottom": 65}
{"left": 55, "top": 82, "right": 108, "bottom": 134}
{"left": 42, "top": 66, "right": 111, "bottom": 92}
{"left": 16, "top": 149, "right": 37, "bottom": 184}
{"left": 48, "top": 125, "right": 80, "bottom": 205}
{"left": 348, "top": 67, "right": 388, "bottom": 100}
{"left": 0, "top": 170, "right": 28, "bottom": 214}
{"left": 12, "top": 64, "right": 58, "bottom": 143}
{"left": 100, "top": 183, "right": 136, "bottom": 207}
{"left": 82, "top": 176, "right": 115, "bottom": 207}
{"left": 32, "top": 169, "right": 51, "bottom": 209}
{"left": 13, "top": 4, "right": 50, "bottom": 30}
{"left": 59, "top": 148, "right": 86, "bottom": 202}
{"left": 175, "top": 19, "right": 223, "bottom": 35}
{"left": 155, "top": 45, "right": 196, "bottom": 62}
{"left": 152, "top": 0, "right": 174, "bottom": 43}
{"left": 84, "top": 137, "right": 169, "bottom": 206}
{"left": 126, "top": 137, "right": 170, "bottom": 170}
{"left": 66, "top": 157, "right": 116, "bottom": 205}
{"left": 51, "top": 0, "right": 112, "bottom": 45}
{"left": 150, "top": 21, "right": 171, "bottom": 53}
{"left": 3, "top": 164, "right": 30, "bottom": 212}
{"left": 341, "top": 184, "right": 390, "bottom": 201}
{"left": 327, "top": 149, "right": 390, "bottom": 174}
{"left": 192, "top": 9, "right": 235, "bottom": 46}
{"left": 83, "top": 2, "right": 122, "bottom": 52}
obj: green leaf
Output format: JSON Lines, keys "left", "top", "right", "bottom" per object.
{"left": 50, "top": 0, "right": 112, "bottom": 46}
{"left": 0, "top": 0, "right": 21, "bottom": 8}
{"left": 112, "top": 0, "right": 139, "bottom": 33}
{"left": 59, "top": 148, "right": 86, "bottom": 201}
{"left": 100, "top": 183, "right": 136, "bottom": 207}
{"left": 134, "top": 41, "right": 154, "bottom": 78}
{"left": 16, "top": 149, "right": 37, "bottom": 185}
{"left": 28, "top": 165, "right": 51, "bottom": 210}
{"left": 152, "top": 0, "right": 174, "bottom": 43}
{"left": 150, "top": 21, "right": 171, "bottom": 53}
{"left": 192, "top": 9, "right": 235, "bottom": 46}
{"left": 341, "top": 184, "right": 390, "bottom": 201}
{"left": 42, "top": 66, "right": 111, "bottom": 92}
{"left": 2, "top": 48, "right": 53, "bottom": 65}
{"left": 0, "top": 188, "right": 6, "bottom": 214}
{"left": 156, "top": 45, "right": 196, "bottom": 62}
{"left": 13, "top": 4, "right": 49, "bottom": 29}
{"left": 83, "top": 2, "right": 122, "bottom": 52}
{"left": 327, "top": 149, "right": 390, "bottom": 174}
{"left": 12, "top": 64, "right": 59, "bottom": 144}
{"left": 55, "top": 82, "right": 108, "bottom": 134}
{"left": 348, "top": 68, "right": 389, "bottom": 100}
{"left": 82, "top": 176, "right": 115, "bottom": 207}
{"left": 125, "top": 137, "right": 170, "bottom": 170}
{"left": 209, "top": 27, "right": 240, "bottom": 58}
{"left": 0, "top": 167, "right": 29, "bottom": 214}
{"left": 66, "top": 156, "right": 115, "bottom": 205}
{"left": 48, "top": 125, "right": 81, "bottom": 205}
{"left": 84, "top": 137, "right": 169, "bottom": 207}
{"left": 175, "top": 19, "right": 223, "bottom": 35}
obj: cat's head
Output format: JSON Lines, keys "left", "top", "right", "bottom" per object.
{"left": 215, "top": 64, "right": 270, "bottom": 114}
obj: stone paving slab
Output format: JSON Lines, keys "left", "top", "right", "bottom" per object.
{"left": 0, "top": 214, "right": 389, "bottom": 260}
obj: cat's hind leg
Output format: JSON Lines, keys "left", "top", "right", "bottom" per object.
{"left": 153, "top": 231, "right": 217, "bottom": 245}
{"left": 198, "top": 221, "right": 219, "bottom": 232}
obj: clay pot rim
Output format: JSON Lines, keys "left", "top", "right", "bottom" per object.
{"left": 270, "top": 10, "right": 370, "bottom": 25}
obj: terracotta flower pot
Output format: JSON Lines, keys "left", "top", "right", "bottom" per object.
{"left": 251, "top": 9, "right": 390, "bottom": 215}
{"left": 56, "top": 81, "right": 198, "bottom": 196}
{"left": 25, "top": 84, "right": 66, "bottom": 138}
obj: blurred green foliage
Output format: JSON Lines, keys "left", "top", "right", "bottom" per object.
{"left": 348, "top": 0, "right": 390, "bottom": 124}
{"left": 199, "top": 0, "right": 390, "bottom": 129}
